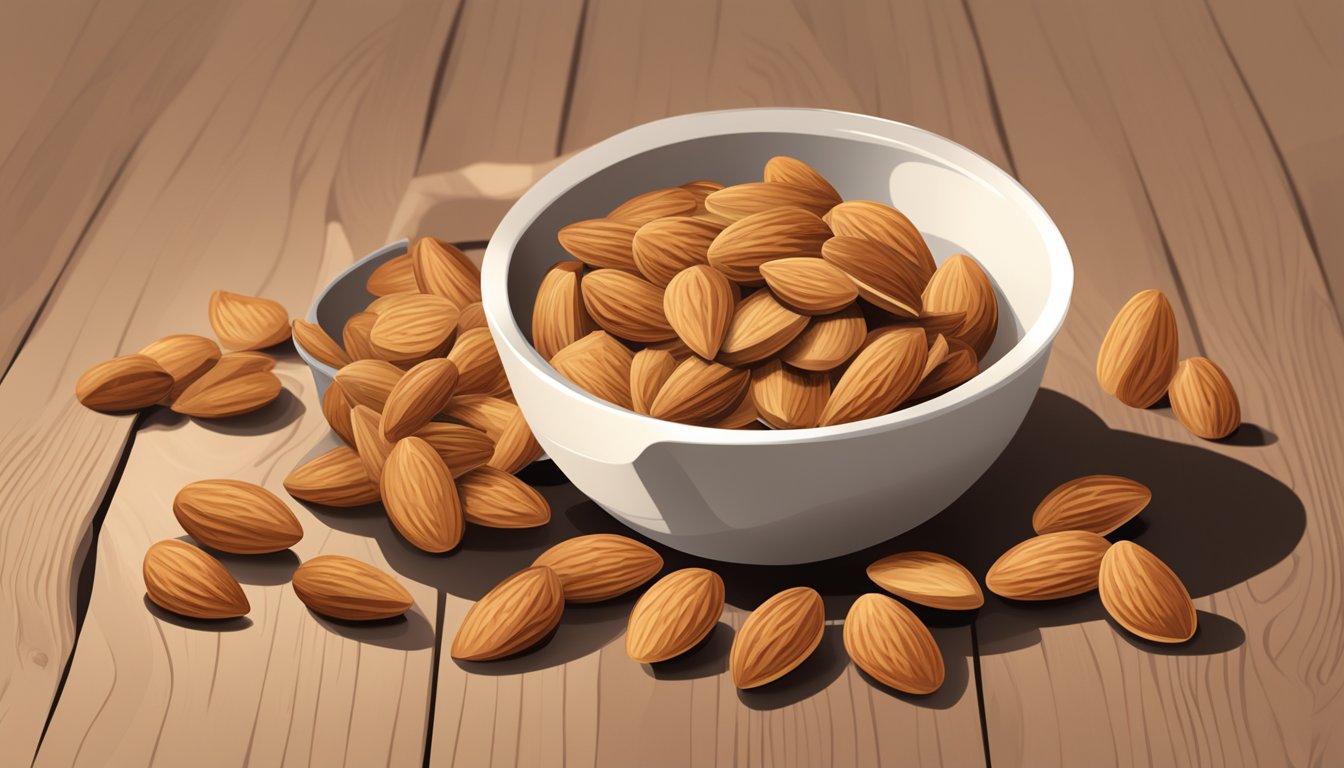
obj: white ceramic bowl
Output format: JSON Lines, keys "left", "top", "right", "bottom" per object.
{"left": 484, "top": 109, "right": 1072, "bottom": 565}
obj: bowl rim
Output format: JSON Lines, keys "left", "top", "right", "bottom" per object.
{"left": 506, "top": 109, "right": 1072, "bottom": 444}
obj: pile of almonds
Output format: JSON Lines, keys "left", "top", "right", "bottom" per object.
{"left": 533, "top": 156, "right": 999, "bottom": 429}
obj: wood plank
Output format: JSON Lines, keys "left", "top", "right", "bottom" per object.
{"left": 2, "top": 1, "right": 458, "bottom": 764}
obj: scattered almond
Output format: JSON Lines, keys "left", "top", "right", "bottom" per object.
{"left": 458, "top": 466, "right": 551, "bottom": 528}
{"left": 322, "top": 380, "right": 357, "bottom": 445}
{"left": 1032, "top": 475, "right": 1152, "bottom": 536}
{"left": 76, "top": 354, "right": 174, "bottom": 412}
{"left": 143, "top": 540, "right": 250, "bottom": 620}
{"left": 1096, "top": 289, "right": 1178, "bottom": 409}
{"left": 866, "top": 552, "right": 983, "bottom": 610}
{"left": 173, "top": 479, "right": 303, "bottom": 554}
{"left": 382, "top": 437, "right": 463, "bottom": 553}
{"left": 350, "top": 404, "right": 394, "bottom": 484}
{"left": 625, "top": 568, "right": 725, "bottom": 663}
{"left": 293, "top": 555, "right": 414, "bottom": 621}
{"left": 1168, "top": 356, "right": 1240, "bottom": 439}
{"left": 487, "top": 408, "right": 543, "bottom": 473}
{"left": 986, "top": 531, "right": 1111, "bottom": 601}
{"left": 452, "top": 566, "right": 565, "bottom": 661}
{"left": 138, "top": 334, "right": 221, "bottom": 401}
{"left": 414, "top": 422, "right": 495, "bottom": 478}
{"left": 1099, "top": 541, "right": 1197, "bottom": 643}
{"left": 730, "top": 587, "right": 825, "bottom": 689}
{"left": 284, "top": 446, "right": 381, "bottom": 507}
{"left": 533, "top": 534, "right": 663, "bottom": 602}
{"left": 380, "top": 358, "right": 460, "bottom": 441}
{"left": 844, "top": 593, "right": 944, "bottom": 694}
{"left": 208, "top": 290, "right": 291, "bottom": 351}
{"left": 171, "top": 361, "right": 281, "bottom": 419}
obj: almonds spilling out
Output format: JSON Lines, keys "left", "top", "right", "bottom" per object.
{"left": 866, "top": 551, "right": 983, "bottom": 611}
{"left": 143, "top": 539, "right": 250, "bottom": 620}
{"left": 730, "top": 587, "right": 825, "bottom": 689}
{"left": 532, "top": 533, "right": 663, "bottom": 603}
{"left": 986, "top": 531, "right": 1111, "bottom": 601}
{"left": 173, "top": 479, "right": 303, "bottom": 554}
{"left": 844, "top": 593, "right": 944, "bottom": 695}
{"left": 293, "top": 555, "right": 414, "bottom": 621}
{"left": 626, "top": 568, "right": 725, "bottom": 663}
{"left": 1032, "top": 475, "right": 1151, "bottom": 536}
{"left": 452, "top": 566, "right": 565, "bottom": 661}
{"left": 1098, "top": 541, "right": 1197, "bottom": 643}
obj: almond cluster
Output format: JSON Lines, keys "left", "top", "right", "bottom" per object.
{"left": 533, "top": 156, "right": 1000, "bottom": 429}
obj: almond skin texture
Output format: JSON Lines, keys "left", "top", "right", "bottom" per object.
{"left": 208, "top": 290, "right": 291, "bottom": 351}
{"left": 911, "top": 336, "right": 978, "bottom": 401}
{"left": 558, "top": 218, "right": 640, "bottom": 272}
{"left": 334, "top": 358, "right": 403, "bottom": 411}
{"left": 487, "top": 408, "right": 543, "bottom": 474}
{"left": 458, "top": 466, "right": 551, "bottom": 528}
{"left": 704, "top": 182, "right": 836, "bottom": 221}
{"left": 581, "top": 269, "right": 676, "bottom": 342}
{"left": 342, "top": 311, "right": 380, "bottom": 360}
{"left": 649, "top": 357, "right": 750, "bottom": 426}
{"left": 779, "top": 304, "right": 866, "bottom": 371}
{"left": 1032, "top": 475, "right": 1152, "bottom": 536}
{"left": 414, "top": 422, "right": 495, "bottom": 478}
{"left": 533, "top": 534, "right": 663, "bottom": 603}
{"left": 632, "top": 216, "right": 723, "bottom": 286}
{"left": 292, "top": 320, "right": 351, "bottom": 369}
{"left": 139, "top": 334, "right": 222, "bottom": 401}
{"left": 322, "top": 380, "right": 357, "bottom": 445}
{"left": 457, "top": 302, "right": 488, "bottom": 332}
{"left": 866, "top": 552, "right": 984, "bottom": 610}
{"left": 986, "top": 531, "right": 1111, "bottom": 601}
{"left": 370, "top": 293, "right": 459, "bottom": 362}
{"left": 1096, "top": 289, "right": 1178, "bottom": 408}
{"left": 823, "top": 236, "right": 926, "bottom": 318}
{"left": 410, "top": 237, "right": 482, "bottom": 308}
{"left": 751, "top": 359, "right": 828, "bottom": 429}
{"left": 730, "top": 587, "right": 825, "bottom": 689}
{"left": 820, "top": 327, "right": 926, "bottom": 426}
{"left": 173, "top": 479, "right": 303, "bottom": 554}
{"left": 170, "top": 367, "right": 281, "bottom": 419}
{"left": 760, "top": 257, "right": 857, "bottom": 315}
{"left": 707, "top": 207, "right": 832, "bottom": 284}
{"left": 1099, "top": 541, "right": 1197, "bottom": 643}
{"left": 143, "top": 540, "right": 250, "bottom": 620}
{"left": 626, "top": 568, "right": 725, "bottom": 663}
{"left": 680, "top": 180, "right": 724, "bottom": 209}
{"left": 921, "top": 254, "right": 998, "bottom": 358}
{"left": 718, "top": 290, "right": 809, "bottom": 366}
{"left": 550, "top": 331, "right": 635, "bottom": 410}
{"left": 825, "top": 200, "right": 936, "bottom": 281}
{"left": 350, "top": 404, "right": 394, "bottom": 484}
{"left": 380, "top": 358, "right": 460, "bottom": 442}
{"left": 292, "top": 555, "right": 414, "bottom": 621}
{"left": 609, "top": 187, "right": 697, "bottom": 225}
{"left": 441, "top": 394, "right": 517, "bottom": 440}
{"left": 76, "top": 354, "right": 174, "bottom": 412}
{"left": 284, "top": 446, "right": 381, "bottom": 507}
{"left": 532, "top": 261, "right": 597, "bottom": 361}
{"left": 1168, "top": 357, "right": 1240, "bottom": 439}
{"left": 663, "top": 264, "right": 737, "bottom": 359}
{"left": 447, "top": 327, "right": 510, "bottom": 396}
{"left": 452, "top": 566, "right": 565, "bottom": 661}
{"left": 844, "top": 593, "right": 944, "bottom": 695}
{"left": 382, "top": 437, "right": 464, "bottom": 553}
{"left": 630, "top": 348, "right": 679, "bottom": 415}
{"left": 366, "top": 253, "right": 419, "bottom": 296}
{"left": 763, "top": 156, "right": 842, "bottom": 205}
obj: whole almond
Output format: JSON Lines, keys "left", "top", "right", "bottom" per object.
{"left": 1099, "top": 541, "right": 1197, "bottom": 643}
{"left": 532, "top": 261, "right": 597, "bottom": 361}
{"left": 707, "top": 207, "right": 831, "bottom": 283}
{"left": 581, "top": 269, "right": 676, "bottom": 342}
{"left": 779, "top": 304, "right": 867, "bottom": 371}
{"left": 333, "top": 358, "right": 404, "bottom": 411}
{"left": 173, "top": 479, "right": 303, "bottom": 554}
{"left": 843, "top": 593, "right": 944, "bottom": 694}
{"left": 663, "top": 264, "right": 737, "bottom": 359}
{"left": 366, "top": 291, "right": 422, "bottom": 314}
{"left": 351, "top": 404, "right": 394, "bottom": 483}
{"left": 76, "top": 354, "right": 174, "bottom": 412}
{"left": 283, "top": 446, "right": 381, "bottom": 507}
{"left": 558, "top": 218, "right": 640, "bottom": 272}
{"left": 322, "top": 380, "right": 357, "bottom": 445}
{"left": 380, "top": 358, "right": 460, "bottom": 441}
{"left": 1095, "top": 289, "right": 1179, "bottom": 409}
{"left": 143, "top": 540, "right": 250, "bottom": 620}
{"left": 410, "top": 237, "right": 482, "bottom": 308}
{"left": 704, "top": 182, "right": 835, "bottom": 221}
{"left": 458, "top": 466, "right": 551, "bottom": 528}
{"left": 826, "top": 201, "right": 936, "bottom": 281}
{"left": 609, "top": 187, "right": 697, "bottom": 225}
{"left": 441, "top": 394, "right": 518, "bottom": 440}
{"left": 139, "top": 334, "right": 221, "bottom": 401}
{"left": 922, "top": 254, "right": 998, "bottom": 359}
{"left": 382, "top": 437, "right": 464, "bottom": 553}
{"left": 911, "top": 336, "right": 978, "bottom": 400}
{"left": 1168, "top": 357, "right": 1240, "bottom": 439}
{"left": 171, "top": 366, "right": 281, "bottom": 419}
{"left": 452, "top": 566, "right": 565, "bottom": 661}
{"left": 866, "top": 552, "right": 983, "bottom": 610}
{"left": 718, "top": 290, "right": 808, "bottom": 366}
{"left": 626, "top": 568, "right": 725, "bottom": 663}
{"left": 370, "top": 293, "right": 459, "bottom": 362}
{"left": 293, "top": 555, "right": 414, "bottom": 621}
{"left": 760, "top": 257, "right": 857, "bottom": 315}
{"left": 366, "top": 253, "right": 419, "bottom": 296}
{"left": 293, "top": 319, "right": 351, "bottom": 369}
{"left": 457, "top": 302, "right": 488, "bottom": 332}
{"left": 763, "top": 156, "right": 841, "bottom": 205}
{"left": 630, "top": 348, "right": 679, "bottom": 415}
{"left": 823, "top": 236, "right": 926, "bottom": 318}
{"left": 730, "top": 587, "right": 825, "bottom": 689}
{"left": 751, "top": 359, "right": 828, "bottom": 429}
{"left": 533, "top": 534, "right": 663, "bottom": 603}
{"left": 632, "top": 216, "right": 723, "bottom": 286}
{"left": 208, "top": 290, "right": 291, "bottom": 351}
{"left": 447, "top": 327, "right": 510, "bottom": 396}
{"left": 342, "top": 311, "right": 380, "bottom": 361}
{"left": 649, "top": 357, "right": 749, "bottom": 426}
{"left": 1032, "top": 475, "right": 1152, "bottom": 536}
{"left": 550, "top": 331, "right": 635, "bottom": 409}
{"left": 415, "top": 422, "right": 495, "bottom": 477}
{"left": 986, "top": 531, "right": 1111, "bottom": 601}
{"left": 487, "top": 408, "right": 543, "bottom": 473}
{"left": 820, "top": 327, "right": 926, "bottom": 426}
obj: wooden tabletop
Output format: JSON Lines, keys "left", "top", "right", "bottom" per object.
{"left": 3, "top": 0, "right": 1341, "bottom": 765}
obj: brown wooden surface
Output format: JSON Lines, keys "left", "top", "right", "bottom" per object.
{"left": 1, "top": 0, "right": 1339, "bottom": 765}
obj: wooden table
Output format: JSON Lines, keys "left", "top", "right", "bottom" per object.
{"left": 3, "top": 0, "right": 1340, "bottom": 765}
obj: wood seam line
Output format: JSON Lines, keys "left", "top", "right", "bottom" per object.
{"left": 417, "top": 0, "right": 469, "bottom": 172}
{"left": 958, "top": 0, "right": 1018, "bottom": 177}
{"left": 970, "top": 621, "right": 992, "bottom": 768}
{"left": 553, "top": 0, "right": 592, "bottom": 156}
{"left": 422, "top": 589, "right": 448, "bottom": 768}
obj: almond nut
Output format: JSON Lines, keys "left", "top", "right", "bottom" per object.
{"left": 730, "top": 586, "right": 825, "bottom": 689}
{"left": 458, "top": 466, "right": 551, "bottom": 528}
{"left": 293, "top": 555, "right": 414, "bottom": 621}
{"left": 381, "top": 436, "right": 463, "bottom": 553}
{"left": 75, "top": 354, "right": 174, "bottom": 412}
{"left": 843, "top": 593, "right": 943, "bottom": 694}
{"left": 1032, "top": 475, "right": 1152, "bottom": 536}
{"left": 208, "top": 290, "right": 291, "bottom": 351}
{"left": 986, "top": 531, "right": 1111, "bottom": 601}
{"left": 284, "top": 446, "right": 381, "bottom": 507}
{"left": 1098, "top": 541, "right": 1197, "bottom": 643}
{"left": 625, "top": 568, "right": 725, "bottom": 663}
{"left": 866, "top": 552, "right": 983, "bottom": 610}
{"left": 143, "top": 540, "right": 250, "bottom": 620}
{"left": 1095, "top": 289, "right": 1178, "bottom": 408}
{"left": 452, "top": 566, "right": 565, "bottom": 661}
{"left": 533, "top": 533, "right": 663, "bottom": 602}
{"left": 173, "top": 479, "right": 303, "bottom": 554}
{"left": 1168, "top": 356, "right": 1240, "bottom": 439}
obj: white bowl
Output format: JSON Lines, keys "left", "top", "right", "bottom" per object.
{"left": 482, "top": 109, "right": 1072, "bottom": 565}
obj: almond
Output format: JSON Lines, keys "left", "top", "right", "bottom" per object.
{"left": 581, "top": 269, "right": 676, "bottom": 342}
{"left": 680, "top": 180, "right": 724, "bottom": 210}
{"left": 911, "top": 336, "right": 978, "bottom": 401}
{"left": 350, "top": 404, "right": 394, "bottom": 483}
{"left": 762, "top": 156, "right": 841, "bottom": 205}
{"left": 632, "top": 216, "right": 723, "bottom": 286}
{"left": 1168, "top": 357, "right": 1240, "bottom": 439}
{"left": 823, "top": 236, "right": 926, "bottom": 318}
{"left": 410, "top": 237, "right": 482, "bottom": 308}
{"left": 283, "top": 446, "right": 381, "bottom": 507}
{"left": 143, "top": 540, "right": 250, "bottom": 620}
{"left": 532, "top": 261, "right": 597, "bottom": 360}
{"left": 170, "top": 364, "right": 281, "bottom": 419}
{"left": 440, "top": 394, "right": 518, "bottom": 440}
{"left": 1099, "top": 541, "right": 1197, "bottom": 643}
{"left": 558, "top": 218, "right": 640, "bottom": 272}
{"left": 825, "top": 201, "right": 936, "bottom": 281}
{"left": 366, "top": 253, "right": 419, "bottom": 296}
{"left": 487, "top": 408, "right": 543, "bottom": 473}
{"left": 630, "top": 348, "right": 679, "bottom": 415}
{"left": 718, "top": 290, "right": 808, "bottom": 366}
{"left": 1096, "top": 290, "right": 1179, "bottom": 409}
{"left": 365, "top": 291, "right": 421, "bottom": 315}
{"left": 759, "top": 257, "right": 857, "bottom": 315}
{"left": 751, "top": 359, "right": 828, "bottom": 429}
{"left": 447, "top": 327, "right": 510, "bottom": 396}
{"left": 922, "top": 254, "right": 999, "bottom": 359}
{"left": 292, "top": 555, "right": 414, "bottom": 621}
{"left": 887, "top": 310, "right": 969, "bottom": 343}
{"left": 75, "top": 354, "right": 174, "bottom": 412}
{"left": 173, "top": 479, "right": 302, "bottom": 554}
{"left": 457, "top": 302, "right": 488, "bottom": 332}
{"left": 549, "top": 331, "right": 635, "bottom": 409}
{"left": 704, "top": 182, "right": 835, "bottom": 221}
{"left": 779, "top": 304, "right": 866, "bottom": 371}
{"left": 322, "top": 380, "right": 357, "bottom": 445}
{"left": 452, "top": 566, "right": 565, "bottom": 661}
{"left": 707, "top": 207, "right": 831, "bottom": 283}
{"left": 1032, "top": 475, "right": 1152, "bottom": 536}
{"left": 625, "top": 568, "right": 725, "bottom": 663}
{"left": 730, "top": 587, "right": 825, "bottom": 689}
{"left": 380, "top": 358, "right": 460, "bottom": 441}
{"left": 866, "top": 552, "right": 983, "bottom": 610}
{"left": 292, "top": 319, "right": 351, "bottom": 369}
{"left": 644, "top": 336, "right": 695, "bottom": 360}
{"left": 609, "top": 187, "right": 697, "bottom": 225}
{"left": 843, "top": 593, "right": 944, "bottom": 694}
{"left": 382, "top": 437, "right": 464, "bottom": 553}
{"left": 208, "top": 290, "right": 291, "bottom": 351}
{"left": 533, "top": 534, "right": 663, "bottom": 603}
{"left": 458, "top": 466, "right": 551, "bottom": 528}
{"left": 138, "top": 335, "right": 222, "bottom": 401}
{"left": 711, "top": 387, "right": 761, "bottom": 429}
{"left": 663, "top": 264, "right": 736, "bottom": 359}
{"left": 986, "top": 531, "right": 1111, "bottom": 601}
{"left": 414, "top": 422, "right": 495, "bottom": 477}
{"left": 333, "top": 358, "right": 404, "bottom": 411}
{"left": 342, "top": 311, "right": 380, "bottom": 361}
{"left": 820, "top": 327, "right": 926, "bottom": 426}
{"left": 369, "top": 293, "right": 459, "bottom": 362}
{"left": 649, "top": 357, "right": 749, "bottom": 426}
